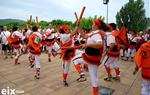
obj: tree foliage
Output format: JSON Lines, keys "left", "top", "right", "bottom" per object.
{"left": 116, "top": 0, "right": 149, "bottom": 32}
{"left": 1, "top": 16, "right": 105, "bottom": 31}
{"left": 80, "top": 16, "right": 105, "bottom": 31}
{"left": 5, "top": 22, "right": 23, "bottom": 31}
{"left": 26, "top": 19, "right": 36, "bottom": 26}
{"left": 80, "top": 16, "right": 95, "bottom": 31}
{"left": 50, "top": 19, "right": 75, "bottom": 29}
{"left": 39, "top": 21, "right": 49, "bottom": 29}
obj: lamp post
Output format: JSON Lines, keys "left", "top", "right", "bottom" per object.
{"left": 103, "top": 0, "right": 109, "bottom": 23}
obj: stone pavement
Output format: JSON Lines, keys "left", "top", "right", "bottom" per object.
{"left": 0, "top": 54, "right": 141, "bottom": 95}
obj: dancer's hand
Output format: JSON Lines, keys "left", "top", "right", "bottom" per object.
{"left": 133, "top": 66, "right": 139, "bottom": 75}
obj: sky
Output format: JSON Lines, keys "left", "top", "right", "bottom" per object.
{"left": 0, "top": 0, "right": 149, "bottom": 23}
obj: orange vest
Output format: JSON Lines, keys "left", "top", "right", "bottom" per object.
{"left": 28, "top": 33, "right": 41, "bottom": 54}
{"left": 8, "top": 33, "right": 20, "bottom": 49}
{"left": 134, "top": 42, "right": 150, "bottom": 80}
{"left": 61, "top": 38, "right": 75, "bottom": 61}
{"left": 82, "top": 31, "right": 104, "bottom": 66}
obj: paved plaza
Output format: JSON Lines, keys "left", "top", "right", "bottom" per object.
{"left": 0, "top": 54, "right": 141, "bottom": 95}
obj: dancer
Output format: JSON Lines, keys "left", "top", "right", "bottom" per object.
{"left": 72, "top": 36, "right": 87, "bottom": 82}
{"left": 103, "top": 23, "right": 121, "bottom": 81}
{"left": 77, "top": 18, "right": 106, "bottom": 95}
{"left": 8, "top": 26, "right": 24, "bottom": 64}
{"left": 133, "top": 41, "right": 150, "bottom": 95}
{"left": 126, "top": 30, "right": 138, "bottom": 61}
{"left": 59, "top": 25, "right": 77, "bottom": 86}
{"left": 28, "top": 26, "right": 43, "bottom": 79}
{"left": 45, "top": 24, "right": 55, "bottom": 62}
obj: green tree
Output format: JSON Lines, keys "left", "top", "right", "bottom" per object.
{"left": 39, "top": 21, "right": 49, "bottom": 29}
{"left": 50, "top": 19, "right": 75, "bottom": 29}
{"left": 147, "top": 18, "right": 150, "bottom": 28}
{"left": 26, "top": 19, "right": 36, "bottom": 26}
{"left": 5, "top": 22, "right": 22, "bottom": 31}
{"left": 80, "top": 17, "right": 92, "bottom": 31}
{"left": 80, "top": 16, "right": 105, "bottom": 31}
{"left": 116, "top": 0, "right": 149, "bottom": 32}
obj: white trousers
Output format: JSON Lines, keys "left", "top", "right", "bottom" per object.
{"left": 62, "top": 61, "right": 70, "bottom": 74}
{"left": 102, "top": 55, "right": 119, "bottom": 68}
{"left": 53, "top": 42, "right": 60, "bottom": 52}
{"left": 88, "top": 64, "right": 99, "bottom": 87}
{"left": 27, "top": 52, "right": 32, "bottom": 58}
{"left": 72, "top": 55, "right": 85, "bottom": 75}
{"left": 30, "top": 53, "right": 41, "bottom": 68}
{"left": 120, "top": 49, "right": 127, "bottom": 57}
{"left": 142, "top": 79, "right": 150, "bottom": 95}
{"left": 77, "top": 57, "right": 99, "bottom": 87}
{"left": 47, "top": 42, "right": 60, "bottom": 53}
{"left": 14, "top": 48, "right": 22, "bottom": 59}
{"left": 72, "top": 55, "right": 85, "bottom": 66}
{"left": 47, "top": 46, "right": 52, "bottom": 54}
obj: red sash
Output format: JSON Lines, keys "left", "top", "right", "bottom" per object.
{"left": 82, "top": 53, "right": 101, "bottom": 66}
{"left": 61, "top": 39, "right": 75, "bottom": 61}
{"left": 82, "top": 31, "right": 104, "bottom": 66}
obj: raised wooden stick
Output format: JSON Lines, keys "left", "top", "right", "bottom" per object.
{"left": 36, "top": 16, "right": 38, "bottom": 24}
{"left": 74, "top": 12, "right": 78, "bottom": 21}
{"left": 30, "top": 15, "right": 32, "bottom": 25}
{"left": 78, "top": 6, "right": 86, "bottom": 23}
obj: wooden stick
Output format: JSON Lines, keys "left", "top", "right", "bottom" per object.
{"left": 30, "top": 15, "right": 32, "bottom": 25}
{"left": 78, "top": 6, "right": 86, "bottom": 23}
{"left": 36, "top": 16, "right": 38, "bottom": 24}
{"left": 74, "top": 12, "right": 78, "bottom": 21}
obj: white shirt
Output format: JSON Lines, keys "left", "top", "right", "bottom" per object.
{"left": 60, "top": 33, "right": 74, "bottom": 47}
{"left": 45, "top": 28, "right": 55, "bottom": 39}
{"left": 87, "top": 30, "right": 102, "bottom": 45}
{"left": 60, "top": 34, "right": 71, "bottom": 44}
{"left": 13, "top": 31, "right": 24, "bottom": 40}
{"left": 38, "top": 29, "right": 42, "bottom": 33}
{"left": 55, "top": 32, "right": 60, "bottom": 38}
{"left": 26, "top": 29, "right": 32, "bottom": 38}
{"left": 127, "top": 33, "right": 132, "bottom": 39}
{"left": 0, "top": 31, "right": 10, "bottom": 45}
{"left": 130, "top": 35, "right": 139, "bottom": 42}
{"left": 144, "top": 34, "right": 149, "bottom": 42}
{"left": 33, "top": 32, "right": 43, "bottom": 40}
{"left": 106, "top": 32, "right": 116, "bottom": 46}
